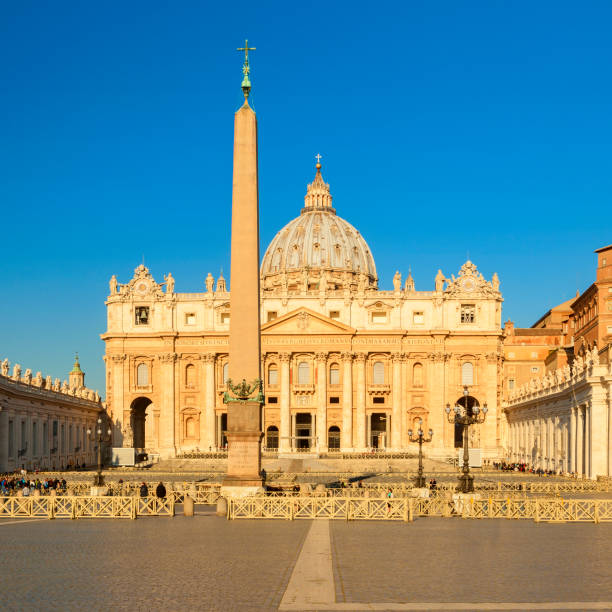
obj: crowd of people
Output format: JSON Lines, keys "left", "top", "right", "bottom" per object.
{"left": 492, "top": 461, "right": 564, "bottom": 476}
{"left": 1, "top": 473, "right": 67, "bottom": 496}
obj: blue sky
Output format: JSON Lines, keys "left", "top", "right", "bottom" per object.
{"left": 1, "top": 1, "right": 611, "bottom": 395}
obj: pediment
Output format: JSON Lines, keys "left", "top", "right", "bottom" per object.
{"left": 261, "top": 308, "right": 355, "bottom": 335}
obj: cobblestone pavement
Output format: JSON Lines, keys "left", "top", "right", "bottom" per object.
{"left": 0, "top": 515, "right": 309, "bottom": 611}
{"left": 331, "top": 519, "right": 612, "bottom": 605}
{"left": 3, "top": 514, "right": 612, "bottom": 611}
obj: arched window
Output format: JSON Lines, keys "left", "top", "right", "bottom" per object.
{"left": 328, "top": 425, "right": 341, "bottom": 450}
{"left": 222, "top": 363, "right": 229, "bottom": 385}
{"left": 185, "top": 364, "right": 196, "bottom": 388}
{"left": 268, "top": 365, "right": 278, "bottom": 386}
{"left": 329, "top": 364, "right": 340, "bottom": 386}
{"left": 373, "top": 361, "right": 385, "bottom": 384}
{"left": 298, "top": 361, "right": 310, "bottom": 384}
{"left": 413, "top": 363, "right": 423, "bottom": 388}
{"left": 266, "top": 425, "right": 279, "bottom": 450}
{"left": 185, "top": 417, "right": 195, "bottom": 439}
{"left": 462, "top": 362, "right": 474, "bottom": 386}
{"left": 137, "top": 363, "right": 148, "bottom": 387}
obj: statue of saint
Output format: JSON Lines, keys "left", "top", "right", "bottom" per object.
{"left": 393, "top": 271, "right": 402, "bottom": 292}
{"left": 109, "top": 275, "right": 118, "bottom": 295}
{"left": 205, "top": 273, "right": 214, "bottom": 293}
{"left": 319, "top": 269, "right": 328, "bottom": 293}
{"left": 492, "top": 272, "right": 500, "bottom": 291}
{"left": 435, "top": 269, "right": 446, "bottom": 292}
{"left": 357, "top": 273, "right": 366, "bottom": 294}
{"left": 1, "top": 359, "right": 8, "bottom": 377}
{"left": 164, "top": 273, "right": 175, "bottom": 294}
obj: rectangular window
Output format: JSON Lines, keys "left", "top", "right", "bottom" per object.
{"left": 508, "top": 379, "right": 515, "bottom": 390}
{"left": 267, "top": 311, "right": 278, "bottom": 322}
{"left": 531, "top": 352, "right": 538, "bottom": 359}
{"left": 221, "top": 313, "right": 230, "bottom": 324}
{"left": 460, "top": 304, "right": 475, "bottom": 324}
{"left": 8, "top": 420, "right": 14, "bottom": 457}
{"left": 531, "top": 366, "right": 539, "bottom": 373}
{"left": 372, "top": 311, "right": 387, "bottom": 324}
{"left": 135, "top": 306, "right": 149, "bottom": 325}
{"left": 373, "top": 397, "right": 385, "bottom": 404}
{"left": 413, "top": 311, "right": 424, "bottom": 324}
{"left": 268, "top": 368, "right": 278, "bottom": 386}
{"left": 329, "top": 368, "right": 340, "bottom": 386}
{"left": 329, "top": 396, "right": 340, "bottom": 404}
{"left": 329, "top": 310, "right": 340, "bottom": 320}
{"left": 43, "top": 422, "right": 48, "bottom": 454}
{"left": 32, "top": 422, "right": 37, "bottom": 456}
{"left": 267, "top": 396, "right": 278, "bottom": 404}
{"left": 185, "top": 313, "right": 196, "bottom": 325}
{"left": 607, "top": 326, "right": 612, "bottom": 335}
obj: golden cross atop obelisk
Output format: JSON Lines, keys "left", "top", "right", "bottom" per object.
{"left": 315, "top": 153, "right": 322, "bottom": 170}
{"left": 237, "top": 39, "right": 256, "bottom": 100}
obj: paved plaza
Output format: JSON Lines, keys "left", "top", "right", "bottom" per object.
{"left": 2, "top": 512, "right": 612, "bottom": 611}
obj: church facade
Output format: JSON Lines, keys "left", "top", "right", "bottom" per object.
{"left": 102, "top": 163, "right": 505, "bottom": 461}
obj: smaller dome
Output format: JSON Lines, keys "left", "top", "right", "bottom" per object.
{"left": 261, "top": 162, "right": 377, "bottom": 293}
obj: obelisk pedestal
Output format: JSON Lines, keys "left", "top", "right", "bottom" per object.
{"left": 221, "top": 47, "right": 264, "bottom": 497}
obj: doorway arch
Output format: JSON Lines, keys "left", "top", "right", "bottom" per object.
{"left": 453, "top": 394, "right": 479, "bottom": 448}
{"left": 130, "top": 396, "right": 152, "bottom": 449}
{"left": 328, "top": 426, "right": 340, "bottom": 450}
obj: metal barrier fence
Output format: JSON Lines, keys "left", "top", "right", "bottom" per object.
{"left": 0, "top": 496, "right": 175, "bottom": 519}
{"left": 228, "top": 496, "right": 612, "bottom": 523}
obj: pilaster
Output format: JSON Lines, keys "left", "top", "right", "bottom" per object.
{"left": 341, "top": 352, "right": 353, "bottom": 451}
{"left": 279, "top": 353, "right": 291, "bottom": 452}
{"left": 355, "top": 353, "right": 367, "bottom": 450}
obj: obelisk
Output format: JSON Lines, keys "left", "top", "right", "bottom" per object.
{"left": 222, "top": 40, "right": 264, "bottom": 495}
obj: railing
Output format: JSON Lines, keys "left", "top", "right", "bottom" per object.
{"left": 0, "top": 496, "right": 175, "bottom": 519}
{"left": 228, "top": 496, "right": 612, "bottom": 523}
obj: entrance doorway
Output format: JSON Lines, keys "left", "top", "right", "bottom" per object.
{"left": 130, "top": 397, "right": 152, "bottom": 449}
{"left": 453, "top": 394, "right": 479, "bottom": 448}
{"left": 295, "top": 413, "right": 312, "bottom": 450}
{"left": 370, "top": 413, "right": 387, "bottom": 449}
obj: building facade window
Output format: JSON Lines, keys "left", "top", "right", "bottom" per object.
{"left": 329, "top": 364, "right": 340, "bottom": 385}
{"left": 531, "top": 366, "right": 539, "bottom": 373}
{"left": 268, "top": 365, "right": 278, "bottom": 386}
{"left": 413, "top": 311, "right": 424, "bottom": 324}
{"left": 461, "top": 362, "right": 474, "bottom": 386}
{"left": 185, "top": 313, "right": 196, "bottom": 325}
{"left": 373, "top": 361, "right": 385, "bottom": 384}
{"left": 372, "top": 311, "right": 387, "bottom": 324}
{"left": 267, "top": 311, "right": 278, "bottom": 322}
{"left": 413, "top": 363, "right": 423, "bottom": 387}
{"left": 185, "top": 364, "right": 196, "bottom": 388}
{"left": 508, "top": 379, "right": 515, "bottom": 389}
{"left": 222, "top": 363, "right": 229, "bottom": 385}
{"left": 297, "top": 361, "right": 310, "bottom": 384}
{"left": 220, "top": 312, "right": 230, "bottom": 324}
{"left": 135, "top": 306, "right": 149, "bottom": 325}
{"left": 137, "top": 363, "right": 148, "bottom": 387}
{"left": 460, "top": 304, "right": 475, "bottom": 324}
{"left": 329, "top": 310, "right": 340, "bottom": 320}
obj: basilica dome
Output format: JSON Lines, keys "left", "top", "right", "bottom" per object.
{"left": 261, "top": 162, "right": 377, "bottom": 293}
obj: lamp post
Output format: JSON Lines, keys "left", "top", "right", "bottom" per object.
{"left": 445, "top": 385, "right": 487, "bottom": 493}
{"left": 87, "top": 416, "right": 112, "bottom": 487}
{"left": 407, "top": 418, "right": 433, "bottom": 488}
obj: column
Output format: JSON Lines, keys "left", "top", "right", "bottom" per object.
{"left": 341, "top": 352, "right": 353, "bottom": 451}
{"left": 315, "top": 353, "right": 327, "bottom": 452}
{"left": 158, "top": 353, "right": 177, "bottom": 457}
{"left": 203, "top": 354, "right": 216, "bottom": 450}
{"left": 110, "top": 354, "right": 126, "bottom": 445}
{"left": 585, "top": 402, "right": 592, "bottom": 478}
{"left": 570, "top": 406, "right": 577, "bottom": 473}
{"left": 400, "top": 355, "right": 408, "bottom": 449}
{"left": 391, "top": 353, "right": 401, "bottom": 451}
{"left": 577, "top": 407, "right": 584, "bottom": 476}
{"left": 279, "top": 353, "right": 291, "bottom": 452}
{"left": 355, "top": 353, "right": 367, "bottom": 450}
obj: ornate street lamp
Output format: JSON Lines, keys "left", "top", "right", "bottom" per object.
{"left": 407, "top": 418, "right": 433, "bottom": 488}
{"left": 445, "top": 385, "right": 487, "bottom": 493}
{"left": 87, "top": 416, "right": 112, "bottom": 487}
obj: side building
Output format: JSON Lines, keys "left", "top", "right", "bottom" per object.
{"left": 0, "top": 356, "right": 103, "bottom": 472}
{"left": 504, "top": 245, "right": 612, "bottom": 478}
{"left": 102, "top": 163, "right": 505, "bottom": 461}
